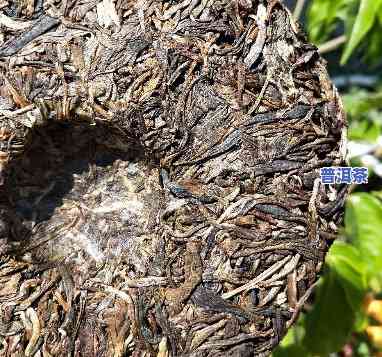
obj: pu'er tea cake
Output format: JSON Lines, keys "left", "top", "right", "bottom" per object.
{"left": 0, "top": 0, "right": 347, "bottom": 355}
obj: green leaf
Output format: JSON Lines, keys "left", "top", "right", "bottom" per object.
{"left": 369, "top": 272, "right": 382, "bottom": 293}
{"left": 378, "top": 1, "right": 382, "bottom": 24}
{"left": 302, "top": 241, "right": 367, "bottom": 355}
{"left": 343, "top": 88, "right": 382, "bottom": 119}
{"left": 302, "top": 269, "right": 356, "bottom": 355}
{"left": 307, "top": 0, "right": 349, "bottom": 44}
{"left": 348, "top": 117, "right": 381, "bottom": 142}
{"left": 341, "top": 0, "right": 382, "bottom": 64}
{"left": 354, "top": 307, "right": 369, "bottom": 332}
{"left": 345, "top": 193, "right": 382, "bottom": 278}
{"left": 364, "top": 21, "right": 382, "bottom": 64}
{"left": 272, "top": 345, "right": 310, "bottom": 357}
{"left": 273, "top": 326, "right": 310, "bottom": 357}
{"left": 326, "top": 241, "right": 367, "bottom": 310}
{"left": 372, "top": 191, "right": 382, "bottom": 200}
{"left": 307, "top": 0, "right": 330, "bottom": 43}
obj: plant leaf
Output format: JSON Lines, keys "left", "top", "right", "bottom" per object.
{"left": 326, "top": 241, "right": 367, "bottom": 311}
{"left": 272, "top": 345, "right": 310, "bottom": 357}
{"left": 302, "top": 269, "right": 357, "bottom": 355}
{"left": 302, "top": 240, "right": 367, "bottom": 355}
{"left": 341, "top": 0, "right": 382, "bottom": 64}
{"left": 273, "top": 325, "right": 310, "bottom": 357}
{"left": 345, "top": 193, "right": 382, "bottom": 278}
{"left": 307, "top": 0, "right": 349, "bottom": 43}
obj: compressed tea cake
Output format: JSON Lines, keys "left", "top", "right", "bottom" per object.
{"left": 0, "top": 0, "right": 347, "bottom": 356}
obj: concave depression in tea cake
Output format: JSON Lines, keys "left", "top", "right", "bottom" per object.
{"left": 0, "top": 0, "right": 347, "bottom": 356}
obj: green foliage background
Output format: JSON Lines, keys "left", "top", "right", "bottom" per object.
{"left": 273, "top": 1, "right": 382, "bottom": 356}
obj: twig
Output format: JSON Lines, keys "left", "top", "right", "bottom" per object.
{"left": 286, "top": 280, "right": 318, "bottom": 328}
{"left": 318, "top": 35, "right": 347, "bottom": 54}
{"left": 293, "top": 0, "right": 306, "bottom": 21}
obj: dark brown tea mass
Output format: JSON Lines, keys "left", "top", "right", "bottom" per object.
{"left": 0, "top": 0, "right": 347, "bottom": 356}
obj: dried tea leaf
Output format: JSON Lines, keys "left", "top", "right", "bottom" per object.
{"left": 0, "top": 0, "right": 347, "bottom": 355}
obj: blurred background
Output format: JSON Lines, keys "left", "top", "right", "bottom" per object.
{"left": 273, "top": 1, "right": 382, "bottom": 356}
